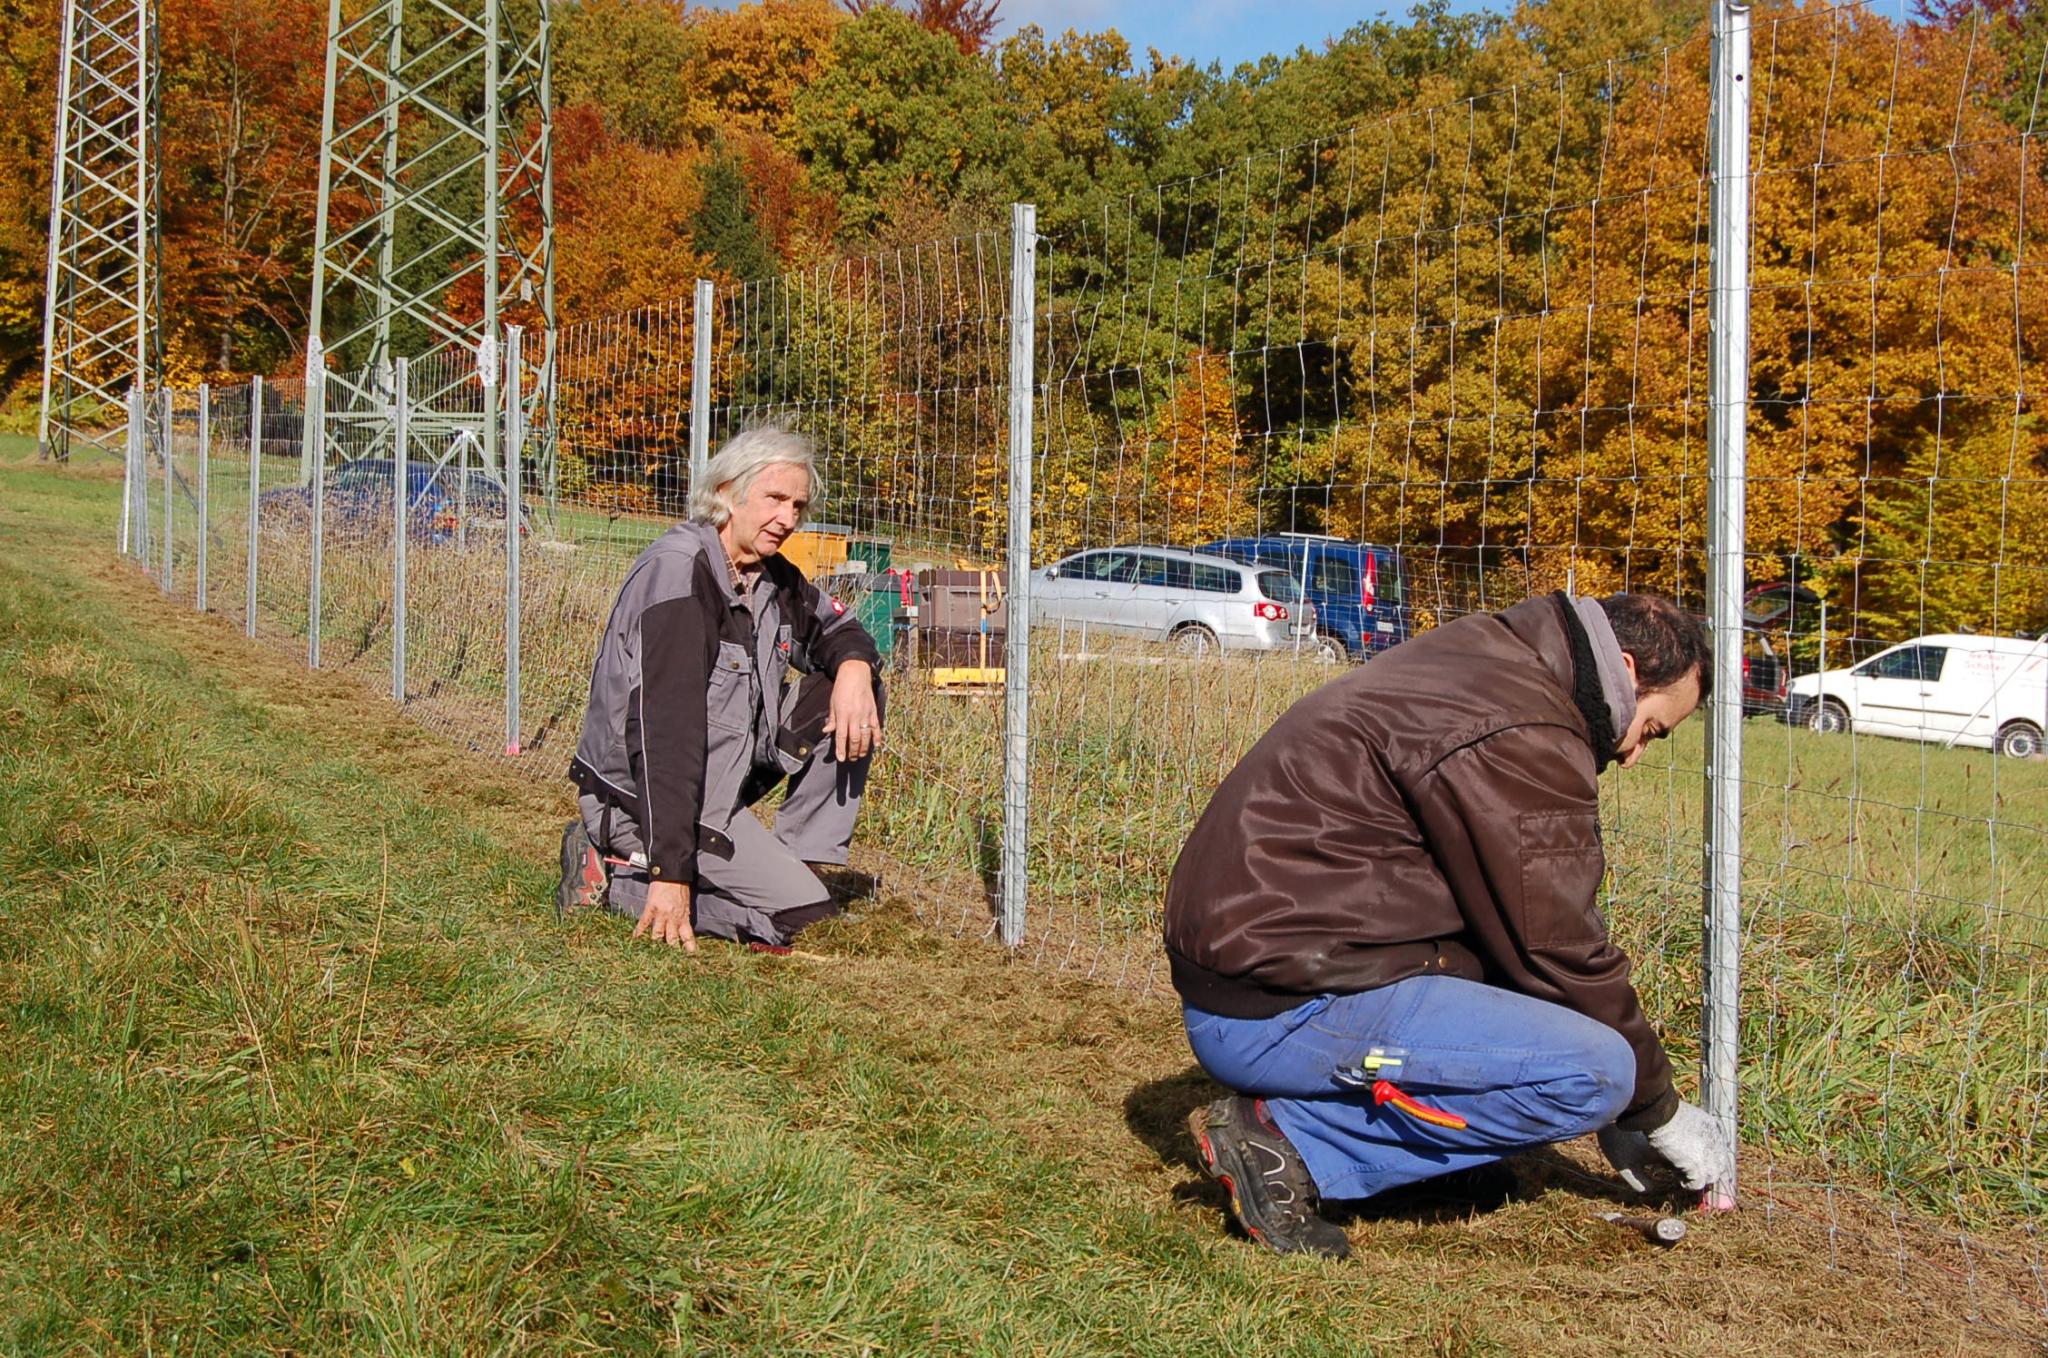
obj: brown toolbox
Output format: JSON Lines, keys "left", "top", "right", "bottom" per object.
{"left": 916, "top": 569, "right": 1007, "bottom": 672}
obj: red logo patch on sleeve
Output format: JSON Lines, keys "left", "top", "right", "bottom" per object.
{"left": 831, "top": 597, "right": 846, "bottom": 614}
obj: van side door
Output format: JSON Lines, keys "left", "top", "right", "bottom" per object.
{"left": 1856, "top": 644, "right": 1950, "bottom": 740}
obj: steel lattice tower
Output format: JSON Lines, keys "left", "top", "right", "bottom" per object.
{"left": 302, "top": 0, "right": 554, "bottom": 480}
{"left": 36, "top": 0, "right": 160, "bottom": 462}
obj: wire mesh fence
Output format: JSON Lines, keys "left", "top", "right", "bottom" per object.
{"left": 108, "top": 0, "right": 2048, "bottom": 1334}
{"left": 1732, "top": 0, "right": 2047, "bottom": 1320}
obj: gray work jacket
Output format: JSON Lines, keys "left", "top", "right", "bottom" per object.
{"left": 570, "top": 519, "right": 880, "bottom": 885}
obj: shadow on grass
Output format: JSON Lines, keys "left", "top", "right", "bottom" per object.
{"left": 1124, "top": 1065, "right": 1648, "bottom": 1229}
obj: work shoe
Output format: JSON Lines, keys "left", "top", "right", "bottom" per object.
{"left": 557, "top": 818, "right": 606, "bottom": 916}
{"left": 1190, "top": 1096, "right": 1352, "bottom": 1259}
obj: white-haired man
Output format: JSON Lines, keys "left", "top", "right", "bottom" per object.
{"left": 560, "top": 425, "right": 885, "bottom": 951}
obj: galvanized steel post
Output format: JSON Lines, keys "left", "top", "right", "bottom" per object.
{"left": 689, "top": 278, "right": 713, "bottom": 494}
{"left": 1702, "top": 0, "right": 1752, "bottom": 1210}
{"left": 246, "top": 376, "right": 262, "bottom": 637}
{"left": 197, "top": 384, "right": 209, "bottom": 610}
{"left": 504, "top": 327, "right": 523, "bottom": 756}
{"left": 122, "top": 384, "right": 139, "bottom": 553}
{"left": 307, "top": 350, "right": 327, "bottom": 669}
{"left": 392, "top": 358, "right": 409, "bottom": 702}
{"left": 1000, "top": 204, "right": 1037, "bottom": 949}
{"left": 159, "top": 386, "right": 172, "bottom": 593}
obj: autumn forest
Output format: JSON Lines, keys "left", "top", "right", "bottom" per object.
{"left": 2, "top": 0, "right": 2044, "bottom": 634}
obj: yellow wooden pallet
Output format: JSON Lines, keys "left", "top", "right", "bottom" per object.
{"left": 928, "top": 666, "right": 1005, "bottom": 689}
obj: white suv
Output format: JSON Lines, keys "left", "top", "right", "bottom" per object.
{"left": 1030, "top": 546, "right": 1330, "bottom": 659}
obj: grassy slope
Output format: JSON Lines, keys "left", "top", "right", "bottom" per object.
{"left": 0, "top": 452, "right": 2041, "bottom": 1356}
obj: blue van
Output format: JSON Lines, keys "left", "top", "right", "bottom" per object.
{"left": 1199, "top": 535, "right": 1409, "bottom": 660}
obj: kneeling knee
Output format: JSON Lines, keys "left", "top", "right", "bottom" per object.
{"left": 1537, "top": 1028, "right": 1634, "bottom": 1137}
{"left": 1574, "top": 1028, "right": 1636, "bottom": 1130}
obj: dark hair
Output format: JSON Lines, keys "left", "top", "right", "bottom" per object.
{"left": 1598, "top": 593, "right": 1712, "bottom": 705}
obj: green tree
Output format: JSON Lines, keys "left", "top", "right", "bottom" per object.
{"left": 793, "top": 6, "right": 1009, "bottom": 239}
{"left": 690, "top": 144, "right": 777, "bottom": 282}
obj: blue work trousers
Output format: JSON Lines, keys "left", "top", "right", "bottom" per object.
{"left": 1183, "top": 975, "right": 1634, "bottom": 1201}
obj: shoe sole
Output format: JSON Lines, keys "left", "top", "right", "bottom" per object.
{"left": 1190, "top": 1106, "right": 1349, "bottom": 1260}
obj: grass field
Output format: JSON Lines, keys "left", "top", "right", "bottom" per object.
{"left": 60, "top": 432, "right": 2048, "bottom": 1235}
{"left": 5, "top": 448, "right": 2045, "bottom": 1354}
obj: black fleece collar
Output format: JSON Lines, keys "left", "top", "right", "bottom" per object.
{"left": 1554, "top": 592, "right": 1620, "bottom": 770}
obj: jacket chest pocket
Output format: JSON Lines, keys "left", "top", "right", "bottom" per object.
{"left": 705, "top": 640, "right": 754, "bottom": 732}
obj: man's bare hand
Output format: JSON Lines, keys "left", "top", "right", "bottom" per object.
{"left": 633, "top": 879, "right": 697, "bottom": 951}
{"left": 822, "top": 659, "right": 882, "bottom": 763}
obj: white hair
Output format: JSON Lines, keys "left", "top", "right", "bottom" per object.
{"left": 687, "top": 424, "right": 824, "bottom": 526}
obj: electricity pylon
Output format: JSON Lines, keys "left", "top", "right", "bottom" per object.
{"left": 37, "top": 0, "right": 160, "bottom": 463}
{"left": 301, "top": 0, "right": 554, "bottom": 482}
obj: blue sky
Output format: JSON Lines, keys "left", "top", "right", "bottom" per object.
{"left": 992, "top": 0, "right": 1502, "bottom": 72}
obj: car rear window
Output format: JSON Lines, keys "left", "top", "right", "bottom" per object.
{"left": 1191, "top": 562, "right": 1237, "bottom": 593}
{"left": 1256, "top": 569, "right": 1304, "bottom": 603}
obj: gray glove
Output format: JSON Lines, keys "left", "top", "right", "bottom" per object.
{"left": 1598, "top": 1101, "right": 1735, "bottom": 1193}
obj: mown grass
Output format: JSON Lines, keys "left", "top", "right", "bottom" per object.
{"left": 9, "top": 463, "right": 1478, "bottom": 1356}
{"left": 111, "top": 435, "right": 2048, "bottom": 1230}
{"left": 11, "top": 451, "right": 2045, "bottom": 1353}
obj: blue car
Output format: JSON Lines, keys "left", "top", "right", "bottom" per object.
{"left": 1199, "top": 535, "right": 1410, "bottom": 660}
{"left": 258, "top": 458, "right": 528, "bottom": 544}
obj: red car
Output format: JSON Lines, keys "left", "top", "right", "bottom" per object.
{"left": 1739, "top": 582, "right": 1822, "bottom": 717}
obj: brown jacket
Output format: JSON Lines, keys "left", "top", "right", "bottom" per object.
{"left": 1163, "top": 594, "right": 1677, "bottom": 1129}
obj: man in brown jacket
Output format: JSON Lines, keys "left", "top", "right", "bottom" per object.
{"left": 1168, "top": 592, "right": 1735, "bottom": 1258}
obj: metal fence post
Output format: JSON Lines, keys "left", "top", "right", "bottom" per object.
{"left": 504, "top": 326, "right": 523, "bottom": 756}
{"left": 1000, "top": 203, "right": 1037, "bottom": 949}
{"left": 689, "top": 278, "right": 713, "bottom": 494}
{"left": 246, "top": 375, "right": 262, "bottom": 637}
{"left": 159, "top": 386, "right": 172, "bottom": 593}
{"left": 196, "top": 383, "right": 209, "bottom": 611}
{"left": 1702, "top": 0, "right": 1752, "bottom": 1211}
{"left": 306, "top": 346, "right": 327, "bottom": 669}
{"left": 135, "top": 387, "right": 151, "bottom": 564}
{"left": 392, "top": 358, "right": 409, "bottom": 703}
{"left": 121, "top": 384, "right": 137, "bottom": 553}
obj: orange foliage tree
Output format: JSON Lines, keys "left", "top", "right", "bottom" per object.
{"left": 158, "top": 0, "right": 327, "bottom": 378}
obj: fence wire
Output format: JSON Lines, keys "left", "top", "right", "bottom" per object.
{"left": 113, "top": 0, "right": 2048, "bottom": 1334}
{"left": 707, "top": 238, "right": 1019, "bottom": 936}
{"left": 1734, "top": 0, "right": 2047, "bottom": 1325}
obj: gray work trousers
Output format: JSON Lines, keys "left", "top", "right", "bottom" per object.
{"left": 580, "top": 735, "right": 871, "bottom": 947}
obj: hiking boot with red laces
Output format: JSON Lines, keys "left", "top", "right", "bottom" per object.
{"left": 557, "top": 818, "right": 607, "bottom": 916}
{"left": 1190, "top": 1096, "right": 1352, "bottom": 1259}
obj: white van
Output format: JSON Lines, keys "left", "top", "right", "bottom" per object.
{"left": 1786, "top": 633, "right": 2047, "bottom": 758}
